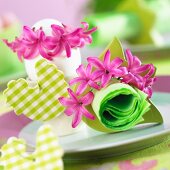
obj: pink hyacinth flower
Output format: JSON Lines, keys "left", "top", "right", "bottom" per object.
{"left": 69, "top": 64, "right": 100, "bottom": 95}
{"left": 125, "top": 49, "right": 151, "bottom": 75}
{"left": 59, "top": 88, "right": 95, "bottom": 128}
{"left": 47, "top": 24, "right": 73, "bottom": 57}
{"left": 3, "top": 37, "right": 26, "bottom": 62}
{"left": 141, "top": 74, "right": 157, "bottom": 98}
{"left": 88, "top": 50, "right": 127, "bottom": 88}
{"left": 47, "top": 22, "right": 97, "bottom": 58}
{"left": 21, "top": 26, "right": 54, "bottom": 60}
{"left": 122, "top": 49, "right": 156, "bottom": 98}
{"left": 3, "top": 22, "right": 97, "bottom": 60}
{"left": 3, "top": 26, "right": 53, "bottom": 61}
{"left": 75, "top": 22, "right": 97, "bottom": 48}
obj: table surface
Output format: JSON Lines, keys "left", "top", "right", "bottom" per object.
{"left": 1, "top": 92, "right": 170, "bottom": 170}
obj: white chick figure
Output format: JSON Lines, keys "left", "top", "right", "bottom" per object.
{"left": 24, "top": 18, "right": 81, "bottom": 82}
{"left": 24, "top": 19, "right": 83, "bottom": 136}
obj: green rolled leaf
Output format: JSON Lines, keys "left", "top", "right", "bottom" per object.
{"left": 83, "top": 80, "right": 162, "bottom": 133}
{"left": 91, "top": 83, "right": 150, "bottom": 131}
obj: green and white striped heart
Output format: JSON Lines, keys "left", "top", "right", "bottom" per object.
{"left": 0, "top": 125, "right": 64, "bottom": 170}
{"left": 4, "top": 59, "right": 68, "bottom": 121}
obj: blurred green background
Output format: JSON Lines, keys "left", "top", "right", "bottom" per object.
{"left": 83, "top": 0, "right": 170, "bottom": 77}
{"left": 0, "top": 0, "right": 170, "bottom": 90}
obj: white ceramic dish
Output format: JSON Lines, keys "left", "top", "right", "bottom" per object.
{"left": 19, "top": 92, "right": 170, "bottom": 161}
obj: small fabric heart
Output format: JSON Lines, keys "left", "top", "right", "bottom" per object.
{"left": 4, "top": 59, "right": 68, "bottom": 121}
{"left": 0, "top": 125, "right": 64, "bottom": 170}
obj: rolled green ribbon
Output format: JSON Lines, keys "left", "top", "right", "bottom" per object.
{"left": 83, "top": 38, "right": 163, "bottom": 133}
{"left": 92, "top": 83, "right": 150, "bottom": 131}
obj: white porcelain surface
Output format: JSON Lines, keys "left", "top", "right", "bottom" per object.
{"left": 44, "top": 114, "right": 84, "bottom": 137}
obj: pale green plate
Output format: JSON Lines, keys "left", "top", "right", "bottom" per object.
{"left": 19, "top": 92, "right": 170, "bottom": 161}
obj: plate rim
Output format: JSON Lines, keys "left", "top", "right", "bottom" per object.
{"left": 19, "top": 121, "right": 170, "bottom": 154}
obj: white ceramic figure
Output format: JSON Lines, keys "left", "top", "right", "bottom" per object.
{"left": 24, "top": 19, "right": 81, "bottom": 82}
{"left": 24, "top": 19, "right": 82, "bottom": 136}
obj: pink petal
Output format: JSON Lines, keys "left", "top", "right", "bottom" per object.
{"left": 64, "top": 106, "right": 77, "bottom": 116}
{"left": 23, "top": 26, "right": 37, "bottom": 41}
{"left": 111, "top": 57, "right": 123, "bottom": 68}
{"left": 86, "top": 64, "right": 92, "bottom": 77}
{"left": 17, "top": 53, "right": 24, "bottom": 62}
{"left": 146, "top": 64, "right": 155, "bottom": 77}
{"left": 45, "top": 36, "right": 59, "bottom": 44}
{"left": 84, "top": 35, "right": 92, "bottom": 44}
{"left": 76, "top": 82, "right": 88, "bottom": 95}
{"left": 3, "top": 38, "right": 22, "bottom": 52}
{"left": 72, "top": 109, "right": 83, "bottom": 128}
{"left": 133, "top": 55, "right": 142, "bottom": 66}
{"left": 80, "top": 92, "right": 94, "bottom": 105}
{"left": 87, "top": 57, "right": 104, "bottom": 69}
{"left": 22, "top": 39, "right": 35, "bottom": 46}
{"left": 88, "top": 80, "right": 100, "bottom": 90}
{"left": 91, "top": 70, "right": 104, "bottom": 80}
{"left": 46, "top": 40, "right": 62, "bottom": 57}
{"left": 104, "top": 50, "right": 111, "bottom": 68}
{"left": 51, "top": 24, "right": 65, "bottom": 34}
{"left": 3, "top": 39, "right": 15, "bottom": 51}
{"left": 49, "top": 44, "right": 63, "bottom": 57}
{"left": 38, "top": 29, "right": 46, "bottom": 40}
{"left": 80, "top": 106, "right": 95, "bottom": 120}
{"left": 84, "top": 27, "right": 97, "bottom": 35}
{"left": 151, "top": 77, "right": 157, "bottom": 84}
{"left": 64, "top": 42, "right": 71, "bottom": 57}
{"left": 78, "top": 39, "right": 85, "bottom": 47}
{"left": 125, "top": 49, "right": 133, "bottom": 67}
{"left": 126, "top": 49, "right": 141, "bottom": 68}
{"left": 69, "top": 77, "right": 85, "bottom": 86}
{"left": 68, "top": 36, "right": 81, "bottom": 47}
{"left": 131, "top": 75, "right": 144, "bottom": 90}
{"left": 42, "top": 43, "right": 57, "bottom": 52}
{"left": 81, "top": 22, "right": 89, "bottom": 30}
{"left": 39, "top": 45, "right": 53, "bottom": 60}
{"left": 67, "top": 88, "right": 78, "bottom": 102}
{"left": 144, "top": 87, "right": 152, "bottom": 98}
{"left": 119, "top": 67, "right": 128, "bottom": 75}
{"left": 58, "top": 97, "right": 76, "bottom": 106}
{"left": 24, "top": 47, "right": 38, "bottom": 59}
{"left": 79, "top": 22, "right": 97, "bottom": 43}
{"left": 101, "top": 74, "right": 112, "bottom": 88}
{"left": 122, "top": 74, "right": 133, "bottom": 84}
{"left": 134, "top": 64, "right": 150, "bottom": 74}
{"left": 3, "top": 39, "right": 10, "bottom": 46}
{"left": 111, "top": 68, "right": 125, "bottom": 77}
{"left": 68, "top": 28, "right": 81, "bottom": 37}
{"left": 76, "top": 65, "right": 87, "bottom": 77}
